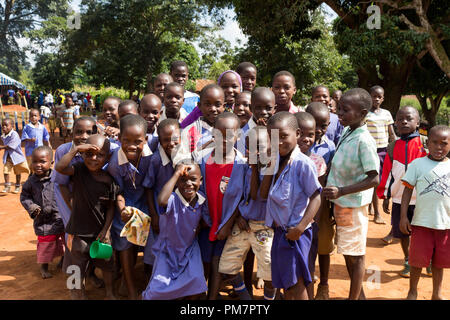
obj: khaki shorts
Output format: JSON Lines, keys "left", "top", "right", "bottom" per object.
{"left": 48, "top": 118, "right": 56, "bottom": 130}
{"left": 335, "top": 204, "right": 369, "bottom": 256}
{"left": 317, "top": 200, "right": 336, "bottom": 255}
{"left": 3, "top": 157, "right": 30, "bottom": 175}
{"left": 219, "top": 220, "right": 273, "bottom": 281}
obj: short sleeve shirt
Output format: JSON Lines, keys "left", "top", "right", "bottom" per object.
{"left": 21, "top": 123, "right": 50, "bottom": 156}
{"left": 327, "top": 125, "right": 380, "bottom": 208}
{"left": 402, "top": 157, "right": 450, "bottom": 230}
{"left": 365, "top": 108, "right": 394, "bottom": 148}
{"left": 66, "top": 162, "right": 119, "bottom": 236}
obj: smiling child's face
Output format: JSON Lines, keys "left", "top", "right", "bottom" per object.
{"left": 199, "top": 88, "right": 225, "bottom": 127}
{"left": 119, "top": 125, "right": 147, "bottom": 162}
{"left": 220, "top": 72, "right": 241, "bottom": 106}
{"left": 73, "top": 119, "right": 95, "bottom": 146}
{"left": 176, "top": 164, "right": 202, "bottom": 201}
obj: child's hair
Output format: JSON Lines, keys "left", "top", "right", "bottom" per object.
{"left": 32, "top": 145, "right": 53, "bottom": 160}
{"left": 157, "top": 118, "right": 180, "bottom": 136}
{"left": 237, "top": 91, "right": 252, "bottom": 100}
{"left": 236, "top": 62, "right": 257, "bottom": 74}
{"left": 311, "top": 85, "right": 329, "bottom": 96}
{"left": 267, "top": 111, "right": 298, "bottom": 130}
{"left": 154, "top": 73, "right": 173, "bottom": 85}
{"left": 104, "top": 96, "right": 122, "bottom": 105}
{"left": 87, "top": 134, "right": 111, "bottom": 154}
{"left": 29, "top": 108, "right": 40, "bottom": 115}
{"left": 170, "top": 60, "right": 188, "bottom": 72}
{"left": 2, "top": 118, "right": 13, "bottom": 126}
{"left": 164, "top": 82, "right": 185, "bottom": 95}
{"left": 73, "top": 116, "right": 96, "bottom": 130}
{"left": 217, "top": 70, "right": 242, "bottom": 89}
{"left": 397, "top": 105, "right": 420, "bottom": 121}
{"left": 199, "top": 84, "right": 224, "bottom": 102}
{"left": 429, "top": 125, "right": 450, "bottom": 139}
{"left": 120, "top": 114, "right": 148, "bottom": 135}
{"left": 342, "top": 88, "right": 373, "bottom": 111}
{"left": 118, "top": 100, "right": 138, "bottom": 114}
{"left": 272, "top": 70, "right": 296, "bottom": 86}
{"left": 294, "top": 111, "right": 316, "bottom": 128}
{"left": 370, "top": 85, "right": 384, "bottom": 94}
{"left": 306, "top": 102, "right": 329, "bottom": 116}
{"left": 215, "top": 111, "right": 241, "bottom": 128}
{"left": 251, "top": 87, "right": 275, "bottom": 102}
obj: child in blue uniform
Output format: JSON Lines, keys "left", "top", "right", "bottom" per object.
{"left": 261, "top": 112, "right": 322, "bottom": 300}
{"left": 107, "top": 114, "right": 152, "bottom": 300}
{"left": 142, "top": 119, "right": 181, "bottom": 277}
{"left": 142, "top": 160, "right": 210, "bottom": 300}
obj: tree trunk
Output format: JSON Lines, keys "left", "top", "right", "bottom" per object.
{"left": 417, "top": 95, "right": 436, "bottom": 127}
{"left": 128, "top": 78, "right": 135, "bottom": 99}
{"left": 356, "top": 56, "right": 416, "bottom": 116}
{"left": 379, "top": 56, "right": 417, "bottom": 116}
{"left": 145, "top": 67, "right": 153, "bottom": 94}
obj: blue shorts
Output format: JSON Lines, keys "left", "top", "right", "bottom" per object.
{"left": 198, "top": 228, "right": 226, "bottom": 263}
{"left": 391, "top": 203, "right": 414, "bottom": 239}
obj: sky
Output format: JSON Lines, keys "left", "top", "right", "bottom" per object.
{"left": 19, "top": 2, "right": 338, "bottom": 67}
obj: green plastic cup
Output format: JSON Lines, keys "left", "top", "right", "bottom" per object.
{"left": 89, "top": 240, "right": 113, "bottom": 259}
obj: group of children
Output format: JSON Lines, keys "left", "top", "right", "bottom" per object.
{"left": 1, "top": 60, "right": 449, "bottom": 301}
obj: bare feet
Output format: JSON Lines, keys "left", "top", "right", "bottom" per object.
{"left": 118, "top": 276, "right": 128, "bottom": 297}
{"left": 374, "top": 214, "right": 386, "bottom": 224}
{"left": 431, "top": 294, "right": 444, "bottom": 300}
{"left": 40, "top": 264, "right": 53, "bottom": 279}
{"left": 406, "top": 290, "right": 417, "bottom": 300}
{"left": 104, "top": 293, "right": 117, "bottom": 300}
{"left": 70, "top": 289, "right": 88, "bottom": 300}
{"left": 381, "top": 233, "right": 393, "bottom": 245}
{"left": 57, "top": 256, "right": 64, "bottom": 269}
{"left": 89, "top": 273, "right": 105, "bottom": 288}
{"left": 256, "top": 278, "right": 264, "bottom": 289}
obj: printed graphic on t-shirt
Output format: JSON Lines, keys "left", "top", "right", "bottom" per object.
{"left": 420, "top": 171, "right": 450, "bottom": 197}
{"left": 219, "top": 176, "right": 230, "bottom": 194}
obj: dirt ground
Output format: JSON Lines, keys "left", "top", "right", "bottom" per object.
{"left": 0, "top": 130, "right": 448, "bottom": 300}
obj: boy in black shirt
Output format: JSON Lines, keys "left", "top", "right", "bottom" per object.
{"left": 56, "top": 134, "right": 118, "bottom": 300}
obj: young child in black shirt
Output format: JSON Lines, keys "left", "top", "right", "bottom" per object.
{"left": 55, "top": 134, "right": 118, "bottom": 300}
{"left": 20, "top": 146, "right": 64, "bottom": 279}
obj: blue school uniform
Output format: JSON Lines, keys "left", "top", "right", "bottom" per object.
{"left": 326, "top": 113, "right": 343, "bottom": 146}
{"left": 147, "top": 132, "right": 159, "bottom": 153}
{"left": 142, "top": 145, "right": 175, "bottom": 265}
{"left": 266, "top": 146, "right": 322, "bottom": 289}
{"left": 197, "top": 148, "right": 246, "bottom": 262}
{"left": 107, "top": 144, "right": 152, "bottom": 252}
{"left": 239, "top": 165, "right": 267, "bottom": 222}
{"left": 21, "top": 122, "right": 50, "bottom": 156}
{"left": 310, "top": 135, "right": 336, "bottom": 166}
{"left": 1, "top": 130, "right": 26, "bottom": 165}
{"left": 142, "top": 189, "right": 210, "bottom": 300}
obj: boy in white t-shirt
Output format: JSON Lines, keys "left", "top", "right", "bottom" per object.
{"left": 401, "top": 125, "right": 450, "bottom": 300}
